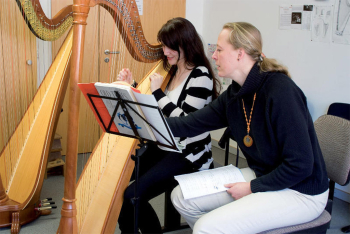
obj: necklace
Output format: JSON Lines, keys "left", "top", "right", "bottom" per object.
{"left": 242, "top": 93, "right": 256, "bottom": 147}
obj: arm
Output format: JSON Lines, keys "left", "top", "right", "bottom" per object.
{"left": 166, "top": 92, "right": 228, "bottom": 138}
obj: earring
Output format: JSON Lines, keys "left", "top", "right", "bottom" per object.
{"left": 237, "top": 58, "right": 240, "bottom": 61}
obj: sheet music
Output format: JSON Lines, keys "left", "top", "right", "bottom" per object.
{"left": 174, "top": 165, "right": 245, "bottom": 200}
{"left": 94, "top": 82, "right": 156, "bottom": 141}
{"left": 133, "top": 92, "right": 180, "bottom": 152}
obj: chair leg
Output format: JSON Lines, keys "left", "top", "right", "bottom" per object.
{"left": 224, "top": 138, "right": 229, "bottom": 166}
{"left": 341, "top": 225, "right": 350, "bottom": 233}
{"left": 163, "top": 189, "right": 181, "bottom": 230}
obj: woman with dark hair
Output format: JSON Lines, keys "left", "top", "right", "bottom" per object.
{"left": 117, "top": 17, "right": 221, "bottom": 233}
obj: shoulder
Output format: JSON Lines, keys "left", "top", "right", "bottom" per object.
{"left": 190, "top": 66, "right": 212, "bottom": 79}
{"left": 263, "top": 72, "right": 304, "bottom": 98}
{"left": 261, "top": 72, "right": 308, "bottom": 113}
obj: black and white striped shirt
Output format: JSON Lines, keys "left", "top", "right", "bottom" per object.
{"left": 152, "top": 66, "right": 214, "bottom": 170}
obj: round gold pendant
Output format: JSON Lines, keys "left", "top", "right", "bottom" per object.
{"left": 243, "top": 135, "right": 253, "bottom": 147}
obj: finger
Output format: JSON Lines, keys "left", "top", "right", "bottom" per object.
{"left": 224, "top": 183, "right": 234, "bottom": 188}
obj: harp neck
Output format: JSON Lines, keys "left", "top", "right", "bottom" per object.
{"left": 16, "top": 0, "right": 163, "bottom": 62}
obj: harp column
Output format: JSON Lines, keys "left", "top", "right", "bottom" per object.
{"left": 58, "top": 0, "right": 90, "bottom": 233}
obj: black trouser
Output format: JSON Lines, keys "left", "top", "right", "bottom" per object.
{"left": 118, "top": 143, "right": 197, "bottom": 234}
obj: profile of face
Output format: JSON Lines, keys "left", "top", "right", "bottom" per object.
{"left": 162, "top": 45, "right": 185, "bottom": 66}
{"left": 212, "top": 29, "right": 240, "bottom": 79}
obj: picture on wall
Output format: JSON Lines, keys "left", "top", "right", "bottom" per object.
{"left": 333, "top": 0, "right": 350, "bottom": 44}
{"left": 311, "top": 6, "right": 333, "bottom": 43}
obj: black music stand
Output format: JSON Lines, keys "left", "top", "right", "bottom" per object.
{"left": 86, "top": 91, "right": 179, "bottom": 234}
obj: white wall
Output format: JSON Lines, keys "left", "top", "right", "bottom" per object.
{"left": 186, "top": 0, "right": 350, "bottom": 202}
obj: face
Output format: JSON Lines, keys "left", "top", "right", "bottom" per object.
{"left": 162, "top": 45, "right": 185, "bottom": 66}
{"left": 212, "top": 29, "right": 240, "bottom": 79}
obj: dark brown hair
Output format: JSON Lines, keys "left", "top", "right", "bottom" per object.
{"left": 157, "top": 17, "right": 221, "bottom": 98}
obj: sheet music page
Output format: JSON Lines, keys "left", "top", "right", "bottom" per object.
{"left": 174, "top": 165, "right": 246, "bottom": 200}
{"left": 133, "top": 92, "right": 180, "bottom": 152}
{"left": 94, "top": 82, "right": 156, "bottom": 141}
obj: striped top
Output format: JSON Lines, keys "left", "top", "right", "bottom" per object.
{"left": 152, "top": 66, "right": 214, "bottom": 170}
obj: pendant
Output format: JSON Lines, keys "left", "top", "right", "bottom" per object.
{"left": 243, "top": 135, "right": 253, "bottom": 147}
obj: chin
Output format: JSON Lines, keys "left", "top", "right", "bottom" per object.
{"left": 218, "top": 72, "right": 225, "bottom": 77}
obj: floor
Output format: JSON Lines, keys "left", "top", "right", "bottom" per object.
{"left": 0, "top": 145, "right": 349, "bottom": 234}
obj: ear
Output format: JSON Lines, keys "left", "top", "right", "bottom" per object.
{"left": 238, "top": 48, "right": 245, "bottom": 57}
{"left": 237, "top": 48, "right": 244, "bottom": 60}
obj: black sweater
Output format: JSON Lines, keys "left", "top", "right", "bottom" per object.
{"left": 167, "top": 63, "right": 329, "bottom": 195}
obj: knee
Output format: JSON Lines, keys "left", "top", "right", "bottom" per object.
{"left": 193, "top": 215, "right": 214, "bottom": 234}
{"left": 170, "top": 185, "right": 184, "bottom": 210}
{"left": 123, "top": 184, "right": 135, "bottom": 201}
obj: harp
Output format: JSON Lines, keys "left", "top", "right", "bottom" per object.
{"left": 1, "top": 0, "right": 184, "bottom": 233}
{"left": 0, "top": 0, "right": 74, "bottom": 232}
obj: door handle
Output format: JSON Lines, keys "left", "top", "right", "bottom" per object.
{"left": 104, "top": 49, "right": 120, "bottom": 55}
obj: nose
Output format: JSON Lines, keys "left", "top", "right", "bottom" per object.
{"left": 163, "top": 46, "right": 170, "bottom": 55}
{"left": 212, "top": 50, "right": 217, "bottom": 60}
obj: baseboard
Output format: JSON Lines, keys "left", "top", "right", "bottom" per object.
{"left": 334, "top": 188, "right": 350, "bottom": 203}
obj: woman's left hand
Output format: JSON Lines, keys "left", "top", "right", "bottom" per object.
{"left": 149, "top": 73, "right": 164, "bottom": 92}
{"left": 224, "top": 182, "right": 252, "bottom": 200}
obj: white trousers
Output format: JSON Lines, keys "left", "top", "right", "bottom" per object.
{"left": 171, "top": 168, "right": 329, "bottom": 234}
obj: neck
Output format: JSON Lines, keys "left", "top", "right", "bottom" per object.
{"left": 176, "top": 60, "right": 187, "bottom": 74}
{"left": 231, "top": 60, "right": 255, "bottom": 87}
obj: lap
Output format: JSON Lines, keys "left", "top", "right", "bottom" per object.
{"left": 193, "top": 189, "right": 327, "bottom": 234}
{"left": 171, "top": 167, "right": 328, "bottom": 233}
{"left": 125, "top": 144, "right": 195, "bottom": 201}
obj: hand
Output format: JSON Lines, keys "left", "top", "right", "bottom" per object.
{"left": 117, "top": 68, "right": 133, "bottom": 84}
{"left": 224, "top": 182, "right": 252, "bottom": 200}
{"left": 149, "top": 73, "right": 164, "bottom": 92}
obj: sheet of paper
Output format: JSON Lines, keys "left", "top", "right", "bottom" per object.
{"left": 133, "top": 92, "right": 180, "bottom": 152}
{"left": 302, "top": 5, "right": 314, "bottom": 31}
{"left": 333, "top": 0, "right": 350, "bottom": 44}
{"left": 94, "top": 82, "right": 155, "bottom": 141}
{"left": 311, "top": 5, "right": 333, "bottom": 43}
{"left": 280, "top": 5, "right": 292, "bottom": 30}
{"left": 174, "top": 165, "right": 246, "bottom": 200}
{"left": 291, "top": 5, "right": 303, "bottom": 30}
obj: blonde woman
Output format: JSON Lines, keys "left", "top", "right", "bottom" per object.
{"left": 168, "top": 22, "right": 329, "bottom": 233}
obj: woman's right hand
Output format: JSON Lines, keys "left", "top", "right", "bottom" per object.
{"left": 117, "top": 68, "right": 133, "bottom": 84}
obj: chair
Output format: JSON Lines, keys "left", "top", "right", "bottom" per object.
{"left": 261, "top": 112, "right": 350, "bottom": 233}
{"left": 327, "top": 103, "right": 350, "bottom": 233}
{"left": 218, "top": 127, "right": 240, "bottom": 167}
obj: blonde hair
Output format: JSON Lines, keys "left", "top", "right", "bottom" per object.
{"left": 223, "top": 22, "right": 291, "bottom": 78}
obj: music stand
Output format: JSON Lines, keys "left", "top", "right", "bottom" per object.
{"left": 86, "top": 91, "right": 179, "bottom": 234}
